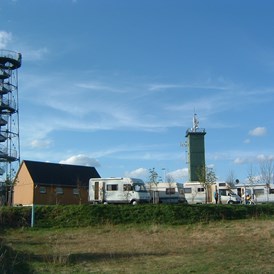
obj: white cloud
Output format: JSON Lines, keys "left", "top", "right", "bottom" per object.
{"left": 124, "top": 168, "right": 149, "bottom": 179}
{"left": 0, "top": 31, "right": 12, "bottom": 48}
{"left": 148, "top": 84, "right": 181, "bottom": 91}
{"left": 76, "top": 82, "right": 125, "bottom": 93}
{"left": 256, "top": 154, "right": 274, "bottom": 162}
{"left": 148, "top": 82, "right": 230, "bottom": 92}
{"left": 234, "top": 153, "right": 274, "bottom": 165}
{"left": 249, "top": 127, "right": 267, "bottom": 136}
{"left": 234, "top": 157, "right": 249, "bottom": 165}
{"left": 60, "top": 154, "right": 101, "bottom": 167}
{"left": 30, "top": 139, "right": 53, "bottom": 148}
{"left": 124, "top": 168, "right": 189, "bottom": 182}
{"left": 167, "top": 168, "right": 188, "bottom": 181}
{"left": 22, "top": 47, "right": 49, "bottom": 61}
{"left": 207, "top": 164, "right": 215, "bottom": 169}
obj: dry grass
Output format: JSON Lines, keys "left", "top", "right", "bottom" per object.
{"left": 2, "top": 219, "right": 274, "bottom": 273}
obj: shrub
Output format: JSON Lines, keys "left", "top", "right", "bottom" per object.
{"left": 1, "top": 204, "right": 274, "bottom": 228}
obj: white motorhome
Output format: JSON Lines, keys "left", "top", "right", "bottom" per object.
{"left": 89, "top": 177, "right": 150, "bottom": 205}
{"left": 183, "top": 182, "right": 241, "bottom": 204}
{"left": 234, "top": 184, "right": 274, "bottom": 204}
{"left": 146, "top": 182, "right": 187, "bottom": 204}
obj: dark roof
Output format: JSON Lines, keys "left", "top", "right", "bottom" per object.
{"left": 22, "top": 160, "right": 100, "bottom": 187}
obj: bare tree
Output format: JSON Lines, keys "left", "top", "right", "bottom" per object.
{"left": 245, "top": 164, "right": 258, "bottom": 203}
{"left": 259, "top": 159, "right": 274, "bottom": 185}
{"left": 166, "top": 174, "right": 175, "bottom": 203}
{"left": 259, "top": 159, "right": 274, "bottom": 202}
{"left": 148, "top": 168, "right": 159, "bottom": 188}
{"left": 247, "top": 164, "right": 257, "bottom": 186}
{"left": 76, "top": 178, "right": 83, "bottom": 205}
{"left": 196, "top": 165, "right": 217, "bottom": 203}
{"left": 148, "top": 168, "right": 159, "bottom": 204}
{"left": 226, "top": 170, "right": 236, "bottom": 188}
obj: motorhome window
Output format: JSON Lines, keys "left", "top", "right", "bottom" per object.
{"left": 107, "top": 184, "right": 118, "bottom": 191}
{"left": 198, "top": 188, "right": 204, "bottom": 192}
{"left": 254, "top": 189, "right": 264, "bottom": 196}
{"left": 269, "top": 188, "right": 274, "bottom": 194}
{"left": 219, "top": 189, "right": 227, "bottom": 196}
{"left": 39, "top": 186, "right": 46, "bottom": 194}
{"left": 133, "top": 184, "right": 145, "bottom": 192}
{"left": 166, "top": 188, "right": 175, "bottom": 195}
{"left": 219, "top": 183, "right": 226, "bottom": 187}
{"left": 56, "top": 187, "right": 63, "bottom": 194}
{"left": 184, "top": 188, "right": 191, "bottom": 193}
{"left": 123, "top": 184, "right": 132, "bottom": 191}
{"left": 73, "top": 188, "right": 80, "bottom": 195}
{"left": 179, "top": 189, "right": 184, "bottom": 194}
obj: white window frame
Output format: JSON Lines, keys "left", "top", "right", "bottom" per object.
{"left": 73, "top": 188, "right": 80, "bottom": 195}
{"left": 107, "top": 184, "right": 118, "bottom": 191}
{"left": 166, "top": 188, "right": 175, "bottom": 195}
{"left": 184, "top": 187, "right": 192, "bottom": 193}
{"left": 39, "top": 186, "right": 46, "bottom": 194}
{"left": 56, "top": 187, "right": 64, "bottom": 194}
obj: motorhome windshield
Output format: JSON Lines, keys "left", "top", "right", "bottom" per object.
{"left": 133, "top": 184, "right": 146, "bottom": 192}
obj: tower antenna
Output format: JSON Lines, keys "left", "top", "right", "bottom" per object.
{"left": 192, "top": 113, "right": 199, "bottom": 132}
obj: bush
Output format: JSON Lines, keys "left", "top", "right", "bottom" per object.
{"left": 1, "top": 203, "right": 274, "bottom": 228}
{"left": 0, "top": 206, "right": 30, "bottom": 228}
{"left": 0, "top": 238, "right": 34, "bottom": 273}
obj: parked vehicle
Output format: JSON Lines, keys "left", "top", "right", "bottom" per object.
{"left": 233, "top": 183, "right": 274, "bottom": 204}
{"left": 146, "top": 182, "right": 187, "bottom": 204}
{"left": 183, "top": 182, "right": 241, "bottom": 204}
{"left": 89, "top": 177, "right": 150, "bottom": 205}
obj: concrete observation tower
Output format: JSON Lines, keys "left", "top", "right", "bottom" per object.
{"left": 185, "top": 114, "right": 206, "bottom": 182}
{"left": 0, "top": 50, "right": 22, "bottom": 204}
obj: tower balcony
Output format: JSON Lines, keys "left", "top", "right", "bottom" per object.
{"left": 0, "top": 145, "right": 17, "bottom": 162}
{"left": 0, "top": 69, "right": 11, "bottom": 80}
{"left": 185, "top": 128, "right": 206, "bottom": 137}
{"left": 0, "top": 50, "right": 22, "bottom": 70}
{"left": 0, "top": 98, "right": 16, "bottom": 113}
{"left": 0, "top": 131, "right": 8, "bottom": 142}
{"left": 0, "top": 83, "right": 14, "bottom": 95}
{"left": 0, "top": 116, "right": 8, "bottom": 126}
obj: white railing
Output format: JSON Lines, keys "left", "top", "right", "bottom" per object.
{"left": 0, "top": 83, "right": 14, "bottom": 93}
{"left": 0, "top": 50, "right": 21, "bottom": 62}
{"left": 0, "top": 145, "right": 17, "bottom": 159}
{"left": 0, "top": 97, "right": 16, "bottom": 111}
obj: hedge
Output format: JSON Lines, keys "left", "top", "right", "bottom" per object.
{"left": 1, "top": 203, "right": 274, "bottom": 228}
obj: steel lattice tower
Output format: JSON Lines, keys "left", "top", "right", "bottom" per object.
{"left": 0, "top": 50, "right": 21, "bottom": 205}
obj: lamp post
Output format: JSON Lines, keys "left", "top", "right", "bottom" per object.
{"left": 31, "top": 185, "right": 37, "bottom": 227}
{"left": 162, "top": 168, "right": 166, "bottom": 182}
{"left": 31, "top": 203, "right": 35, "bottom": 227}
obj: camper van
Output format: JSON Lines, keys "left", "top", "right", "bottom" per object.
{"left": 183, "top": 182, "right": 241, "bottom": 204}
{"left": 146, "top": 182, "right": 187, "bottom": 204}
{"left": 89, "top": 177, "right": 150, "bottom": 205}
{"left": 234, "top": 184, "right": 274, "bottom": 204}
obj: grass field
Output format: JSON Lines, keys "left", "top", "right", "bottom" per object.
{"left": 1, "top": 218, "right": 274, "bottom": 273}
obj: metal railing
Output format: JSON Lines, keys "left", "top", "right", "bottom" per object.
{"left": 0, "top": 145, "right": 17, "bottom": 160}
{"left": 0, "top": 50, "right": 22, "bottom": 62}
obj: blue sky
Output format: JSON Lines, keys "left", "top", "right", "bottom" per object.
{"left": 1, "top": 0, "right": 273, "bottom": 183}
